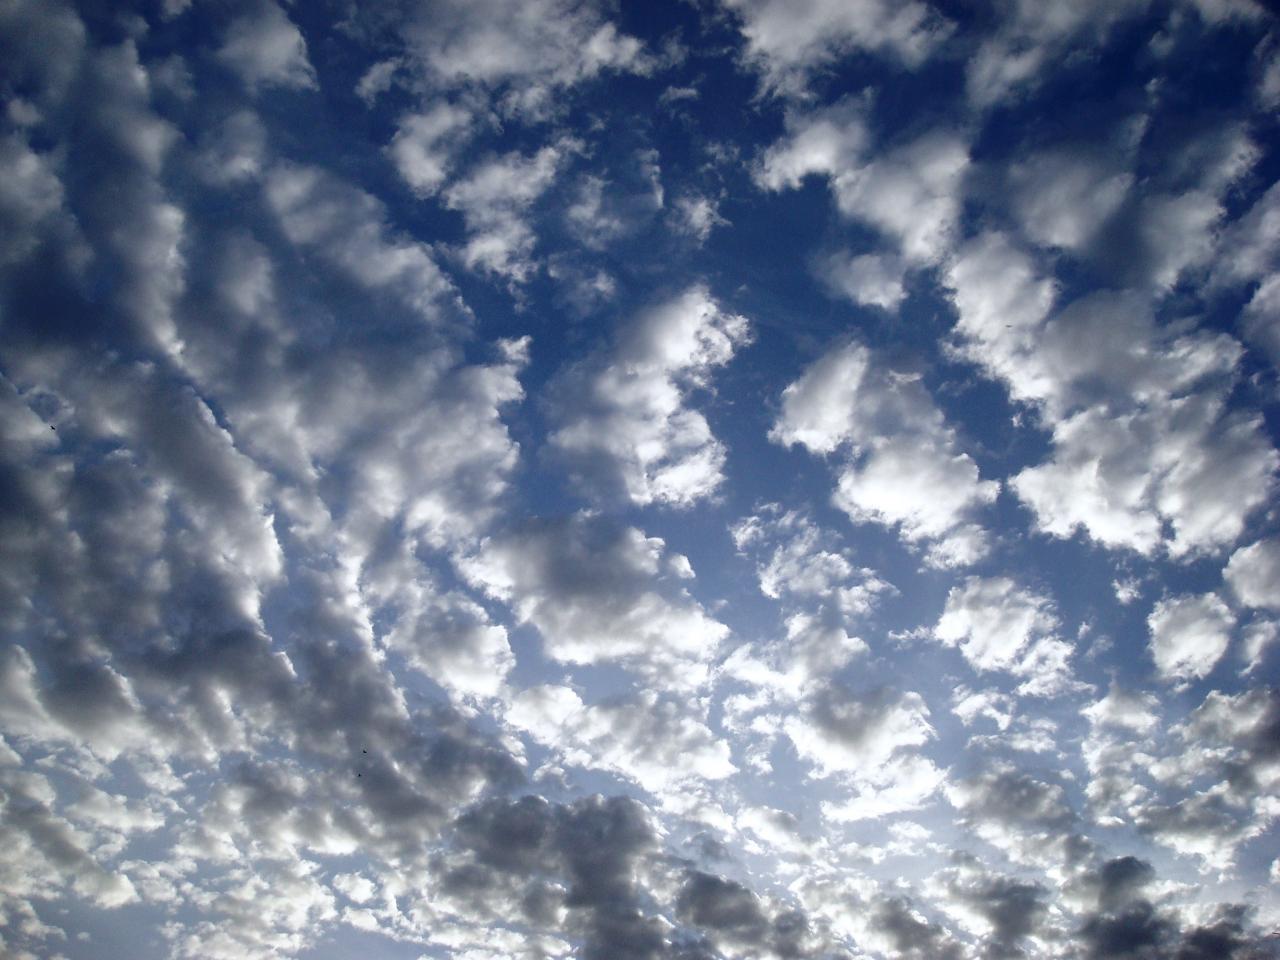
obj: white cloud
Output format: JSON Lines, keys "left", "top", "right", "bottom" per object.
{"left": 1259, "top": 47, "right": 1280, "bottom": 108}
{"left": 1135, "top": 687, "right": 1280, "bottom": 868}
{"left": 398, "top": 0, "right": 647, "bottom": 118}
{"left": 265, "top": 162, "right": 461, "bottom": 322}
{"left": 1147, "top": 592, "right": 1234, "bottom": 681}
{"left": 1138, "top": 189, "right": 1222, "bottom": 291}
{"left": 549, "top": 286, "right": 751, "bottom": 507}
{"left": 1011, "top": 392, "right": 1276, "bottom": 558}
{"left": 944, "top": 764, "right": 1079, "bottom": 866}
{"left": 822, "top": 754, "right": 947, "bottom": 822}
{"left": 1083, "top": 683, "right": 1160, "bottom": 735}
{"left": 8, "top": 1, "right": 1280, "bottom": 954}
{"left": 562, "top": 154, "right": 663, "bottom": 251}
{"left": 565, "top": 175, "right": 627, "bottom": 249}
{"left": 756, "top": 101, "right": 868, "bottom": 192}
{"left": 781, "top": 683, "right": 945, "bottom": 819}
{"left": 721, "top": 613, "right": 869, "bottom": 702}
{"left": 386, "top": 103, "right": 472, "bottom": 197}
{"left": 195, "top": 111, "right": 268, "bottom": 186}
{"left": 669, "top": 193, "right": 727, "bottom": 244}
{"left": 0, "top": 769, "right": 140, "bottom": 909}
{"left": 1214, "top": 181, "right": 1280, "bottom": 287}
{"left": 732, "top": 507, "right": 890, "bottom": 613}
{"left": 760, "top": 110, "right": 967, "bottom": 264}
{"left": 831, "top": 132, "right": 969, "bottom": 264}
{"left": 355, "top": 58, "right": 400, "bottom": 104}
{"left": 818, "top": 251, "right": 906, "bottom": 310}
{"left": 965, "top": 0, "right": 1148, "bottom": 107}
{"left": 1008, "top": 149, "right": 1133, "bottom": 252}
{"left": 944, "top": 232, "right": 1058, "bottom": 400}
{"left": 507, "top": 685, "right": 735, "bottom": 794}
{"left": 946, "top": 238, "right": 1276, "bottom": 558}
{"left": 1224, "top": 538, "right": 1280, "bottom": 611}
{"left": 0, "top": 134, "right": 65, "bottom": 265}
{"left": 370, "top": 552, "right": 514, "bottom": 701}
{"left": 216, "top": 1, "right": 317, "bottom": 93}
{"left": 785, "top": 684, "right": 933, "bottom": 777}
{"left": 952, "top": 687, "right": 1014, "bottom": 730}
{"left": 442, "top": 143, "right": 568, "bottom": 282}
{"left": 461, "top": 515, "right": 728, "bottom": 682}
{"left": 1240, "top": 273, "right": 1280, "bottom": 368}
{"left": 771, "top": 340, "right": 996, "bottom": 563}
{"left": 935, "top": 577, "right": 1079, "bottom": 695}
{"left": 1241, "top": 619, "right": 1279, "bottom": 675}
{"left": 723, "top": 0, "right": 951, "bottom": 93}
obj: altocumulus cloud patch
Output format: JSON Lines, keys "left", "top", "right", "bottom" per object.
{"left": 0, "top": 1, "right": 1279, "bottom": 958}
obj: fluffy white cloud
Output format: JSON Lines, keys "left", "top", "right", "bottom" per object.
{"left": 0, "top": 134, "right": 66, "bottom": 265}
{"left": 1147, "top": 592, "right": 1235, "bottom": 681}
{"left": 772, "top": 340, "right": 996, "bottom": 563}
{"left": 397, "top": 0, "right": 647, "bottom": 118}
{"left": 6, "top": 1, "right": 1280, "bottom": 956}
{"left": 723, "top": 0, "right": 951, "bottom": 92}
{"left": 1240, "top": 619, "right": 1279, "bottom": 675}
{"left": 442, "top": 142, "right": 570, "bottom": 282}
{"left": 386, "top": 103, "right": 472, "bottom": 197}
{"left": 945, "top": 764, "right": 1081, "bottom": 866}
{"left": 831, "top": 132, "right": 968, "bottom": 265}
{"left": 965, "top": 0, "right": 1147, "bottom": 107}
{"left": 944, "top": 232, "right": 1058, "bottom": 398}
{"left": 1240, "top": 273, "right": 1280, "bottom": 368}
{"left": 669, "top": 193, "right": 727, "bottom": 244}
{"left": 0, "top": 769, "right": 140, "bottom": 910}
{"left": 947, "top": 237, "right": 1276, "bottom": 558}
{"left": 507, "top": 685, "right": 736, "bottom": 794}
{"left": 1083, "top": 683, "right": 1160, "bottom": 735}
{"left": 1135, "top": 687, "right": 1280, "bottom": 868}
{"left": 462, "top": 515, "right": 728, "bottom": 682}
{"left": 1011, "top": 393, "right": 1276, "bottom": 558}
{"left": 785, "top": 684, "right": 933, "bottom": 776}
{"left": 1215, "top": 176, "right": 1280, "bottom": 287}
{"left": 265, "top": 161, "right": 461, "bottom": 322}
{"left": 370, "top": 550, "right": 514, "bottom": 701}
{"left": 731, "top": 506, "right": 891, "bottom": 614}
{"left": 722, "top": 613, "right": 869, "bottom": 704}
{"left": 935, "top": 577, "right": 1079, "bottom": 696}
{"left": 756, "top": 101, "right": 868, "bottom": 191}
{"left": 781, "top": 684, "right": 945, "bottom": 819}
{"left": 216, "top": 1, "right": 317, "bottom": 93}
{"left": 549, "top": 286, "right": 751, "bottom": 507}
{"left": 818, "top": 251, "right": 906, "bottom": 310}
{"left": 759, "top": 109, "right": 967, "bottom": 264}
{"left": 821, "top": 754, "right": 948, "bottom": 822}
{"left": 1224, "top": 538, "right": 1280, "bottom": 611}
{"left": 1008, "top": 149, "right": 1133, "bottom": 252}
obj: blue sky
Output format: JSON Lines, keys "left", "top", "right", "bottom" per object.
{"left": 1, "top": 1, "right": 1279, "bottom": 958}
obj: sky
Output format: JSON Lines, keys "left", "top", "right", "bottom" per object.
{"left": 1, "top": 0, "right": 1279, "bottom": 958}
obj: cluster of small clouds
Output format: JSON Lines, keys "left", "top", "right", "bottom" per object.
{"left": 770, "top": 340, "right": 997, "bottom": 567}
{"left": 1, "top": 0, "right": 1279, "bottom": 958}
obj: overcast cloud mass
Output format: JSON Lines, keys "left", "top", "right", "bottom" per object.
{"left": 1, "top": 1, "right": 1279, "bottom": 958}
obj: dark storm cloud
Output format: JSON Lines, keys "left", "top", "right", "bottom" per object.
{"left": 941, "top": 860, "right": 1049, "bottom": 959}
{"left": 678, "top": 870, "right": 769, "bottom": 939}
{"left": 1092, "top": 856, "right": 1156, "bottom": 914}
{"left": 871, "top": 895, "right": 964, "bottom": 960}
{"left": 443, "top": 797, "right": 832, "bottom": 959}
{"left": 447, "top": 794, "right": 665, "bottom": 959}
{"left": 1070, "top": 858, "right": 1279, "bottom": 960}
